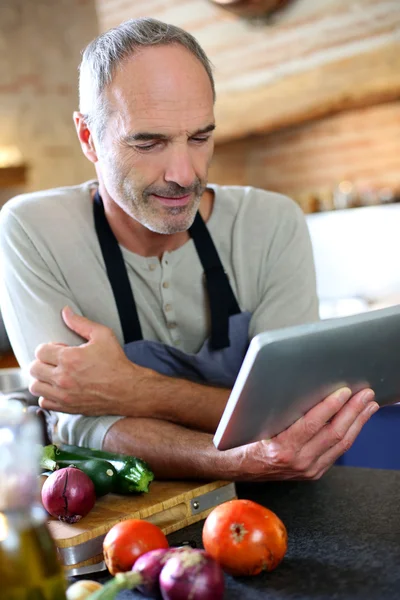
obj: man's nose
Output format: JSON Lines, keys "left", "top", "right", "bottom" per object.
{"left": 164, "top": 146, "right": 196, "bottom": 189}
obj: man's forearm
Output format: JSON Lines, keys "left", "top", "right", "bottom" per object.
{"left": 125, "top": 367, "right": 231, "bottom": 434}
{"left": 102, "top": 416, "right": 228, "bottom": 480}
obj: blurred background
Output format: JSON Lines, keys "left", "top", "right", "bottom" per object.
{"left": 1, "top": 0, "right": 400, "bottom": 366}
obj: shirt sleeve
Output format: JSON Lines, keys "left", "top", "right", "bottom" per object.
{"left": 248, "top": 196, "right": 320, "bottom": 340}
{"left": 0, "top": 206, "right": 122, "bottom": 449}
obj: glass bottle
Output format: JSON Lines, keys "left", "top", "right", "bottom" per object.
{"left": 0, "top": 399, "right": 67, "bottom": 600}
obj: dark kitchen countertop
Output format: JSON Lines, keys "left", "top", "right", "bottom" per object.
{"left": 83, "top": 466, "right": 400, "bottom": 600}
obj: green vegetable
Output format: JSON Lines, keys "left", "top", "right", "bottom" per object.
{"left": 85, "top": 571, "right": 142, "bottom": 600}
{"left": 56, "top": 458, "right": 117, "bottom": 497}
{"left": 40, "top": 445, "right": 59, "bottom": 473}
{"left": 41, "top": 444, "right": 154, "bottom": 494}
{"left": 39, "top": 444, "right": 58, "bottom": 472}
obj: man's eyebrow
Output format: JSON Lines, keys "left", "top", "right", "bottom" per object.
{"left": 124, "top": 132, "right": 169, "bottom": 143}
{"left": 192, "top": 124, "right": 216, "bottom": 136}
{"left": 123, "top": 124, "right": 216, "bottom": 144}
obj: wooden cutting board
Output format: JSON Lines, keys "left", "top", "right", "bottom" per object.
{"left": 47, "top": 479, "right": 236, "bottom": 573}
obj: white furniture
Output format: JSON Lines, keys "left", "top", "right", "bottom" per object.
{"left": 306, "top": 204, "right": 400, "bottom": 319}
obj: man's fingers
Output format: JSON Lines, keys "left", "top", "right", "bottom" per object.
{"left": 62, "top": 305, "right": 104, "bottom": 341}
{"left": 39, "top": 396, "right": 69, "bottom": 413}
{"left": 308, "top": 401, "right": 379, "bottom": 478}
{"left": 35, "top": 343, "right": 63, "bottom": 366}
{"left": 304, "top": 389, "right": 376, "bottom": 458}
{"left": 261, "top": 389, "right": 378, "bottom": 481}
{"left": 29, "top": 360, "right": 56, "bottom": 385}
{"left": 289, "top": 387, "right": 353, "bottom": 446}
{"left": 29, "top": 379, "right": 64, "bottom": 403}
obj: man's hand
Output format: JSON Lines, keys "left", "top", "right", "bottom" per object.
{"left": 225, "top": 387, "right": 379, "bottom": 481}
{"left": 28, "top": 306, "right": 229, "bottom": 432}
{"left": 29, "top": 306, "right": 142, "bottom": 415}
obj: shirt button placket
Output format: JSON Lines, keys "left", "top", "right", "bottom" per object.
{"left": 161, "top": 256, "right": 180, "bottom": 346}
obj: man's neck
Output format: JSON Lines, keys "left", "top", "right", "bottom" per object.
{"left": 95, "top": 187, "right": 214, "bottom": 259}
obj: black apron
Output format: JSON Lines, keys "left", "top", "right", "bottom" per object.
{"left": 93, "top": 191, "right": 251, "bottom": 388}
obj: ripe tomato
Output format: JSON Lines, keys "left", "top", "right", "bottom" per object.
{"left": 202, "top": 499, "right": 287, "bottom": 576}
{"left": 103, "top": 519, "right": 169, "bottom": 575}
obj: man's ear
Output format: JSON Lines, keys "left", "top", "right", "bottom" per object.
{"left": 73, "top": 111, "right": 98, "bottom": 163}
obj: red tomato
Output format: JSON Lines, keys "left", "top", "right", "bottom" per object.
{"left": 202, "top": 499, "right": 288, "bottom": 576}
{"left": 103, "top": 519, "right": 169, "bottom": 575}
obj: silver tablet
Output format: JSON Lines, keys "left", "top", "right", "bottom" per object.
{"left": 213, "top": 305, "right": 400, "bottom": 451}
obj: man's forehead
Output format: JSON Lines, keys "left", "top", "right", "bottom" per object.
{"left": 106, "top": 89, "right": 214, "bottom": 137}
{"left": 107, "top": 89, "right": 214, "bottom": 138}
{"left": 110, "top": 84, "right": 212, "bottom": 110}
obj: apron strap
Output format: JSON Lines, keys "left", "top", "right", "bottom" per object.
{"left": 93, "top": 191, "right": 143, "bottom": 343}
{"left": 189, "top": 211, "right": 241, "bottom": 350}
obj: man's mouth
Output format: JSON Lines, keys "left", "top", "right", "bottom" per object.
{"left": 151, "top": 192, "right": 192, "bottom": 207}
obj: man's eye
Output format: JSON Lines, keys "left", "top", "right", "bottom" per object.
{"left": 136, "top": 143, "right": 159, "bottom": 151}
{"left": 191, "top": 136, "right": 210, "bottom": 143}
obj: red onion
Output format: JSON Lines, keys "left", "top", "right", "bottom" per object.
{"left": 159, "top": 549, "right": 225, "bottom": 600}
{"left": 133, "top": 547, "right": 192, "bottom": 598}
{"left": 133, "top": 548, "right": 171, "bottom": 598}
{"left": 41, "top": 466, "right": 96, "bottom": 523}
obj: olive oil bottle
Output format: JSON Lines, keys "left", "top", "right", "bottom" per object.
{"left": 0, "top": 400, "right": 67, "bottom": 600}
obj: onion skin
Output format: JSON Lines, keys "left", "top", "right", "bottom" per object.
{"left": 41, "top": 467, "right": 96, "bottom": 523}
{"left": 133, "top": 548, "right": 171, "bottom": 598}
{"left": 159, "top": 549, "right": 225, "bottom": 600}
{"left": 133, "top": 547, "right": 190, "bottom": 599}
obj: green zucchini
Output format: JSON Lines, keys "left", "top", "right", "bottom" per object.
{"left": 41, "top": 444, "right": 154, "bottom": 494}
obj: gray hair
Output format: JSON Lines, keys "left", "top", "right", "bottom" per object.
{"left": 79, "top": 17, "right": 215, "bottom": 139}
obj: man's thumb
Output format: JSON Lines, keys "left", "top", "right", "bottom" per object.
{"left": 62, "top": 306, "right": 97, "bottom": 341}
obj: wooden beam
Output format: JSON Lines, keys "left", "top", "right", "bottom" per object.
{"left": 215, "top": 42, "right": 400, "bottom": 142}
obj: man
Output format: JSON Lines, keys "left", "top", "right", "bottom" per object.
{"left": 0, "top": 18, "right": 378, "bottom": 481}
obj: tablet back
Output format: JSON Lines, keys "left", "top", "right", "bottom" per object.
{"left": 213, "top": 305, "right": 400, "bottom": 451}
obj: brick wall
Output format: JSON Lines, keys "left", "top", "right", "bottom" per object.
{"left": 0, "top": 0, "right": 99, "bottom": 205}
{"left": 209, "top": 101, "right": 400, "bottom": 212}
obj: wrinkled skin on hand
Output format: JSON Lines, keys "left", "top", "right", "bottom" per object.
{"left": 227, "top": 387, "right": 379, "bottom": 481}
